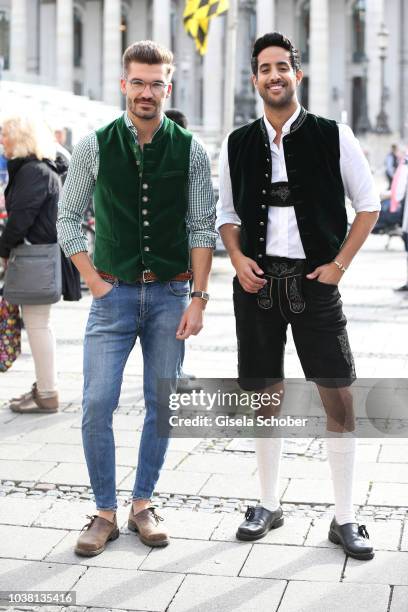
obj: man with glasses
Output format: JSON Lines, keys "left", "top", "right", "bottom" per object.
{"left": 57, "top": 40, "right": 216, "bottom": 556}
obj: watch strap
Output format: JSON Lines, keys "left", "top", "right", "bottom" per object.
{"left": 191, "top": 291, "right": 210, "bottom": 301}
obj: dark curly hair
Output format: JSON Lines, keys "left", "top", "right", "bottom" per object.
{"left": 251, "top": 32, "right": 301, "bottom": 75}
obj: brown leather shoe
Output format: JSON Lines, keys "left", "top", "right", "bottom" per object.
{"left": 128, "top": 506, "right": 169, "bottom": 547}
{"left": 9, "top": 383, "right": 58, "bottom": 413}
{"left": 75, "top": 514, "right": 119, "bottom": 557}
{"left": 9, "top": 384, "right": 36, "bottom": 403}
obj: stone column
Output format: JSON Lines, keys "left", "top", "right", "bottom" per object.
{"left": 103, "top": 0, "right": 122, "bottom": 107}
{"left": 400, "top": 0, "right": 408, "bottom": 138}
{"left": 309, "top": 0, "right": 330, "bottom": 116}
{"left": 365, "top": 0, "right": 384, "bottom": 127}
{"left": 128, "top": 0, "right": 148, "bottom": 42}
{"left": 256, "top": 0, "right": 275, "bottom": 36}
{"left": 203, "top": 15, "right": 223, "bottom": 131}
{"left": 84, "top": 0, "right": 103, "bottom": 100}
{"left": 10, "top": 0, "right": 27, "bottom": 78}
{"left": 152, "top": 0, "right": 170, "bottom": 49}
{"left": 256, "top": 0, "right": 276, "bottom": 115}
{"left": 56, "top": 0, "right": 74, "bottom": 91}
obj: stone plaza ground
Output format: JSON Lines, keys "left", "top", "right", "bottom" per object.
{"left": 1, "top": 233, "right": 408, "bottom": 612}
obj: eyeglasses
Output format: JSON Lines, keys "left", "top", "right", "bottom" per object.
{"left": 125, "top": 79, "right": 169, "bottom": 95}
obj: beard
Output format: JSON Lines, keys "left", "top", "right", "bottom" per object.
{"left": 259, "top": 82, "right": 295, "bottom": 110}
{"left": 127, "top": 96, "right": 161, "bottom": 120}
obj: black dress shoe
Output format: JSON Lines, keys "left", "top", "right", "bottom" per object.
{"left": 394, "top": 284, "right": 408, "bottom": 292}
{"left": 328, "top": 517, "right": 374, "bottom": 560}
{"left": 236, "top": 505, "right": 284, "bottom": 541}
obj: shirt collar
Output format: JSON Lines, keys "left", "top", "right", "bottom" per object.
{"left": 263, "top": 104, "right": 301, "bottom": 143}
{"left": 124, "top": 111, "right": 164, "bottom": 139}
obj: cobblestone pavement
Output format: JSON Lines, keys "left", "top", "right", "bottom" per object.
{"left": 1, "top": 234, "right": 408, "bottom": 612}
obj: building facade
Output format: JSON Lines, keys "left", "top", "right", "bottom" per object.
{"left": 0, "top": 0, "right": 407, "bottom": 140}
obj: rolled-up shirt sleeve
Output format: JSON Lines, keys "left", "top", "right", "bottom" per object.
{"left": 57, "top": 133, "right": 98, "bottom": 257}
{"left": 339, "top": 124, "right": 381, "bottom": 213}
{"left": 186, "top": 138, "right": 218, "bottom": 249}
{"left": 216, "top": 136, "right": 241, "bottom": 230}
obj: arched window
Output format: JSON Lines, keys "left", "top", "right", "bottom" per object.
{"left": 299, "top": 0, "right": 310, "bottom": 63}
{"left": 352, "top": 0, "right": 366, "bottom": 62}
{"left": 73, "top": 8, "right": 83, "bottom": 68}
{"left": 0, "top": 10, "right": 10, "bottom": 70}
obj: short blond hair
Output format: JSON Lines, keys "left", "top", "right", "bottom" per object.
{"left": 2, "top": 115, "right": 56, "bottom": 161}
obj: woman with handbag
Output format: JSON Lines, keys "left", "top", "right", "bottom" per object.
{"left": 0, "top": 115, "right": 69, "bottom": 413}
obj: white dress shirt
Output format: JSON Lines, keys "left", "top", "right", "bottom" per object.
{"left": 216, "top": 105, "right": 381, "bottom": 258}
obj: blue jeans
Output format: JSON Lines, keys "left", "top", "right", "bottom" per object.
{"left": 82, "top": 279, "right": 189, "bottom": 510}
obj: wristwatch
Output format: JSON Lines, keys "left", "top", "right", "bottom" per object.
{"left": 191, "top": 290, "right": 210, "bottom": 302}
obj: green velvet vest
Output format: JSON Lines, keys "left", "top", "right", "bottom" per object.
{"left": 228, "top": 108, "right": 347, "bottom": 271}
{"left": 93, "top": 114, "right": 192, "bottom": 282}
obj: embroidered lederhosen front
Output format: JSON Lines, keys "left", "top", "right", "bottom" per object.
{"left": 257, "top": 257, "right": 306, "bottom": 314}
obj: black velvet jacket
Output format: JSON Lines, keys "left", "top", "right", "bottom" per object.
{"left": 227, "top": 108, "right": 347, "bottom": 271}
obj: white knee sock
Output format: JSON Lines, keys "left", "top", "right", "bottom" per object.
{"left": 326, "top": 433, "right": 356, "bottom": 525}
{"left": 255, "top": 437, "right": 283, "bottom": 511}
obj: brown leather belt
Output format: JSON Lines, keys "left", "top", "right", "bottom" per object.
{"left": 97, "top": 269, "right": 193, "bottom": 284}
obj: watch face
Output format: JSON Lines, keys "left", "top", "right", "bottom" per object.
{"left": 192, "top": 291, "right": 209, "bottom": 301}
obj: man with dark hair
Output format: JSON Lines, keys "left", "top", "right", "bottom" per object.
{"left": 217, "top": 32, "right": 380, "bottom": 560}
{"left": 165, "top": 109, "right": 188, "bottom": 129}
{"left": 385, "top": 143, "right": 399, "bottom": 189}
{"left": 58, "top": 40, "right": 216, "bottom": 556}
{"left": 250, "top": 32, "right": 301, "bottom": 74}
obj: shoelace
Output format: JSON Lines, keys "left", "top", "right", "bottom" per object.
{"left": 80, "top": 514, "right": 98, "bottom": 533}
{"left": 358, "top": 524, "right": 370, "bottom": 539}
{"left": 148, "top": 507, "right": 164, "bottom": 525}
{"left": 245, "top": 506, "right": 256, "bottom": 521}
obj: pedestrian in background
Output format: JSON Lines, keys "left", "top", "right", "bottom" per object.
{"left": 0, "top": 115, "right": 68, "bottom": 413}
{"left": 54, "top": 125, "right": 71, "bottom": 183}
{"left": 393, "top": 151, "right": 408, "bottom": 291}
{"left": 385, "top": 144, "right": 399, "bottom": 189}
{"left": 165, "top": 109, "right": 188, "bottom": 129}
